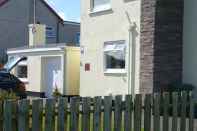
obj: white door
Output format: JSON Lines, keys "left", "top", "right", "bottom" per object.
{"left": 42, "top": 56, "right": 63, "bottom": 98}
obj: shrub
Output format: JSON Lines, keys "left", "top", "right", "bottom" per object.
{"left": 53, "top": 86, "right": 62, "bottom": 98}
{"left": 0, "top": 89, "right": 19, "bottom": 101}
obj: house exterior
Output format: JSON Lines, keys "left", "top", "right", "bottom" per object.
{"left": 0, "top": 0, "right": 80, "bottom": 50}
{"left": 7, "top": 45, "right": 80, "bottom": 98}
{"left": 80, "top": 0, "right": 196, "bottom": 98}
{"left": 80, "top": 0, "right": 142, "bottom": 97}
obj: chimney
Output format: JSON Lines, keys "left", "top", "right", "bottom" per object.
{"left": 28, "top": 24, "right": 46, "bottom": 46}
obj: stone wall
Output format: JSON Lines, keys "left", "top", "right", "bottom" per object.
{"left": 140, "top": 0, "right": 183, "bottom": 93}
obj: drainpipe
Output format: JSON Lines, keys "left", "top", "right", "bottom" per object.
{"left": 33, "top": 0, "right": 36, "bottom": 24}
{"left": 125, "top": 12, "right": 136, "bottom": 95}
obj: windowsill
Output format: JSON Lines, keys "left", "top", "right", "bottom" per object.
{"left": 89, "top": 5, "right": 113, "bottom": 16}
{"left": 104, "top": 69, "right": 126, "bottom": 74}
{"left": 90, "top": 8, "right": 112, "bottom": 14}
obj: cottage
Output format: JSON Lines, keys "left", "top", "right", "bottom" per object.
{"left": 80, "top": 0, "right": 197, "bottom": 98}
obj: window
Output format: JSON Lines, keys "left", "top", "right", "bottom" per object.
{"left": 16, "top": 61, "right": 28, "bottom": 83}
{"left": 92, "top": 0, "right": 111, "bottom": 12}
{"left": 104, "top": 41, "right": 126, "bottom": 73}
{"left": 46, "top": 26, "right": 56, "bottom": 38}
{"left": 75, "top": 32, "right": 80, "bottom": 46}
{"left": 17, "top": 65, "right": 27, "bottom": 78}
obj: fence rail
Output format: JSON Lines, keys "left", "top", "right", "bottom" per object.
{"left": 0, "top": 92, "right": 195, "bottom": 131}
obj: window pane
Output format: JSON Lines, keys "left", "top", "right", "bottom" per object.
{"left": 93, "top": 0, "right": 110, "bottom": 7}
{"left": 104, "top": 44, "right": 116, "bottom": 51}
{"left": 104, "top": 41, "right": 126, "bottom": 70}
{"left": 17, "top": 66, "right": 27, "bottom": 78}
{"left": 105, "top": 51, "right": 125, "bottom": 69}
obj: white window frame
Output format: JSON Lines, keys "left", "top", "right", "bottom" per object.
{"left": 103, "top": 40, "right": 126, "bottom": 74}
{"left": 91, "top": 0, "right": 111, "bottom": 13}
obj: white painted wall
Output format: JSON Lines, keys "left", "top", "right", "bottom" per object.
{"left": 183, "top": 0, "right": 197, "bottom": 99}
{"left": 27, "top": 56, "right": 42, "bottom": 92}
{"left": 80, "top": 0, "right": 141, "bottom": 97}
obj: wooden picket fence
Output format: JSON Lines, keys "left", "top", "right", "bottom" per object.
{"left": 0, "top": 92, "right": 195, "bottom": 131}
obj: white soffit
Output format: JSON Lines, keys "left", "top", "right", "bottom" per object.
{"left": 7, "top": 47, "right": 64, "bottom": 55}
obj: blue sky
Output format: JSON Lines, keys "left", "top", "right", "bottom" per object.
{"left": 46, "top": 0, "right": 80, "bottom": 22}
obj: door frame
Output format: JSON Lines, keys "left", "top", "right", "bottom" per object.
{"left": 41, "top": 54, "right": 65, "bottom": 97}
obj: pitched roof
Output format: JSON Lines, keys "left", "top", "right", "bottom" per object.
{"left": 0, "top": 0, "right": 9, "bottom": 7}
{"left": 41, "top": 0, "right": 80, "bottom": 24}
{"left": 40, "top": 0, "right": 64, "bottom": 22}
{"left": 0, "top": 0, "right": 64, "bottom": 22}
{"left": 0, "top": 0, "right": 79, "bottom": 24}
{"left": 64, "top": 21, "right": 80, "bottom": 26}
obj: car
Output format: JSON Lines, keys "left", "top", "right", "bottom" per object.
{"left": 0, "top": 56, "right": 27, "bottom": 99}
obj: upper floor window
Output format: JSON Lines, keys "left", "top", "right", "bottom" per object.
{"left": 92, "top": 0, "right": 111, "bottom": 12}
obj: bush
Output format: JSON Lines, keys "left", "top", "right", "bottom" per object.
{"left": 0, "top": 89, "right": 19, "bottom": 101}
{"left": 53, "top": 87, "right": 62, "bottom": 98}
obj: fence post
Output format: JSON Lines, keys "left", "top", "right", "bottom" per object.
{"left": 13, "top": 101, "right": 18, "bottom": 131}
{"left": 45, "top": 99, "right": 55, "bottom": 131}
{"left": 180, "top": 92, "right": 187, "bottom": 131}
{"left": 70, "top": 97, "right": 80, "bottom": 131}
{"left": 18, "top": 99, "right": 30, "bottom": 131}
{"left": 172, "top": 92, "right": 178, "bottom": 131}
{"left": 82, "top": 97, "right": 91, "bottom": 131}
{"left": 3, "top": 101, "right": 13, "bottom": 131}
{"left": 134, "top": 94, "right": 142, "bottom": 131}
{"left": 93, "top": 97, "right": 102, "bottom": 131}
{"left": 104, "top": 96, "right": 112, "bottom": 131}
{"left": 163, "top": 93, "right": 169, "bottom": 131}
{"left": 144, "top": 94, "right": 152, "bottom": 131}
{"left": 189, "top": 93, "right": 194, "bottom": 131}
{"left": 124, "top": 95, "right": 132, "bottom": 131}
{"left": 153, "top": 94, "right": 160, "bottom": 131}
{"left": 32, "top": 99, "right": 43, "bottom": 131}
{"left": 114, "top": 95, "right": 122, "bottom": 131}
{"left": 57, "top": 98, "right": 68, "bottom": 131}
{"left": 0, "top": 101, "right": 3, "bottom": 131}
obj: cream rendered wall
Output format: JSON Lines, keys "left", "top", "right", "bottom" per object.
{"left": 65, "top": 47, "right": 80, "bottom": 96}
{"left": 29, "top": 24, "right": 46, "bottom": 46}
{"left": 27, "top": 56, "right": 42, "bottom": 92}
{"left": 183, "top": 0, "right": 197, "bottom": 99}
{"left": 27, "top": 24, "right": 45, "bottom": 93}
{"left": 80, "top": 0, "right": 141, "bottom": 97}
